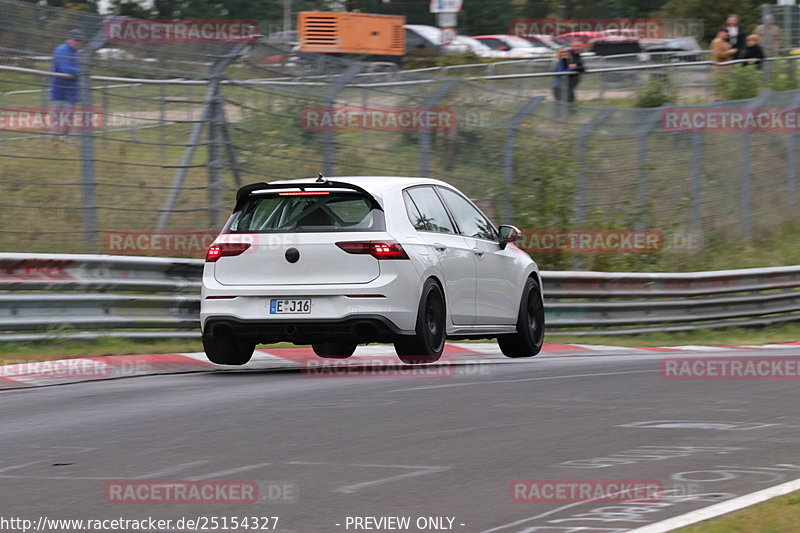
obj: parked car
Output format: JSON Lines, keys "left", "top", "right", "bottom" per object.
{"left": 472, "top": 34, "right": 552, "bottom": 58}
{"left": 553, "top": 31, "right": 602, "bottom": 50}
{"left": 639, "top": 37, "right": 702, "bottom": 62}
{"left": 519, "top": 33, "right": 559, "bottom": 52}
{"left": 451, "top": 35, "right": 513, "bottom": 58}
{"left": 201, "top": 176, "right": 544, "bottom": 365}
{"left": 405, "top": 24, "right": 460, "bottom": 54}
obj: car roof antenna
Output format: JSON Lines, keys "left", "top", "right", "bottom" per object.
{"left": 316, "top": 172, "right": 325, "bottom": 182}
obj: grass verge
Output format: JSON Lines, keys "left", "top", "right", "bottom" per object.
{"left": 672, "top": 490, "right": 800, "bottom": 533}
{"left": 544, "top": 323, "right": 800, "bottom": 348}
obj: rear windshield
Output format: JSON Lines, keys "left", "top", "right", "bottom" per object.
{"left": 224, "top": 191, "right": 384, "bottom": 233}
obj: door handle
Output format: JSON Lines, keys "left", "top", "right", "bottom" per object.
{"left": 473, "top": 248, "right": 485, "bottom": 257}
{"left": 433, "top": 243, "right": 447, "bottom": 252}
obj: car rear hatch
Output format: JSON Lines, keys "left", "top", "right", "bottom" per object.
{"left": 212, "top": 182, "right": 387, "bottom": 286}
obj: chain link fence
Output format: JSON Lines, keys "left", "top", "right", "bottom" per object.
{"left": 2, "top": 0, "right": 800, "bottom": 271}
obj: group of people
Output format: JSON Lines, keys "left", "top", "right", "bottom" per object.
{"left": 550, "top": 12, "right": 781, "bottom": 112}
{"left": 711, "top": 13, "right": 769, "bottom": 71}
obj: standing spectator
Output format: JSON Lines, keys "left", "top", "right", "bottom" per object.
{"left": 567, "top": 38, "right": 586, "bottom": 101}
{"left": 50, "top": 29, "right": 84, "bottom": 137}
{"left": 742, "top": 34, "right": 765, "bottom": 70}
{"left": 552, "top": 48, "right": 575, "bottom": 118}
{"left": 754, "top": 14, "right": 782, "bottom": 56}
{"left": 711, "top": 28, "right": 737, "bottom": 73}
{"left": 724, "top": 14, "right": 746, "bottom": 59}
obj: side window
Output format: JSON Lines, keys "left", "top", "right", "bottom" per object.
{"left": 438, "top": 188, "right": 498, "bottom": 241}
{"left": 404, "top": 187, "right": 455, "bottom": 234}
{"left": 406, "top": 30, "right": 429, "bottom": 50}
{"left": 478, "top": 38, "right": 502, "bottom": 50}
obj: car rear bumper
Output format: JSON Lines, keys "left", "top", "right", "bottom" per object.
{"left": 202, "top": 315, "right": 414, "bottom": 344}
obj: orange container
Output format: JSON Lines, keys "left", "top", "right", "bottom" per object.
{"left": 298, "top": 11, "right": 406, "bottom": 56}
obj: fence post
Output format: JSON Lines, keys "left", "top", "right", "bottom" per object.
{"left": 690, "top": 131, "right": 703, "bottom": 239}
{"left": 636, "top": 108, "right": 667, "bottom": 228}
{"left": 740, "top": 91, "right": 771, "bottom": 242}
{"left": 574, "top": 108, "right": 613, "bottom": 225}
{"left": 157, "top": 43, "right": 249, "bottom": 231}
{"left": 788, "top": 92, "right": 800, "bottom": 211}
{"left": 502, "top": 96, "right": 544, "bottom": 223}
{"left": 159, "top": 84, "right": 166, "bottom": 163}
{"left": 218, "top": 108, "right": 242, "bottom": 190}
{"left": 208, "top": 80, "right": 224, "bottom": 229}
{"left": 101, "top": 85, "right": 109, "bottom": 148}
{"left": 323, "top": 63, "right": 365, "bottom": 176}
{"left": 419, "top": 78, "right": 458, "bottom": 178}
{"left": 762, "top": 4, "right": 773, "bottom": 83}
{"left": 79, "top": 31, "right": 105, "bottom": 254}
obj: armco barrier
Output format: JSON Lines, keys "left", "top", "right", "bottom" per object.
{"left": 0, "top": 253, "right": 799, "bottom": 341}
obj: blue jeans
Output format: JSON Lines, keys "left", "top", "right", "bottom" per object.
{"left": 50, "top": 100, "right": 76, "bottom": 135}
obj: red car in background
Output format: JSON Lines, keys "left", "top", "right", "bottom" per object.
{"left": 552, "top": 31, "right": 601, "bottom": 49}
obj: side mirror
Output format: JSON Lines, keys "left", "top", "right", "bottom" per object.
{"left": 498, "top": 224, "right": 522, "bottom": 250}
{"left": 498, "top": 45, "right": 510, "bottom": 51}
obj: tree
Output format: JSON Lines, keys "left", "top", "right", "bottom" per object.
{"left": 111, "top": 0, "right": 153, "bottom": 18}
{"left": 657, "top": 0, "right": 762, "bottom": 42}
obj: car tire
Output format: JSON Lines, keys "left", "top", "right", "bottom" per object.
{"left": 202, "top": 328, "right": 255, "bottom": 365}
{"left": 394, "top": 279, "right": 445, "bottom": 364}
{"left": 498, "top": 276, "right": 545, "bottom": 358}
{"left": 312, "top": 342, "right": 357, "bottom": 359}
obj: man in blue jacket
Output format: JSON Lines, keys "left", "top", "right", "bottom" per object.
{"left": 50, "top": 29, "right": 85, "bottom": 136}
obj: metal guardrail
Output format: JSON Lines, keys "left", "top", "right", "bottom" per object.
{"left": 1, "top": 253, "right": 799, "bottom": 341}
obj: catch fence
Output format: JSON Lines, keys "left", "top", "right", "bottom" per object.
{"left": 2, "top": 0, "right": 800, "bottom": 272}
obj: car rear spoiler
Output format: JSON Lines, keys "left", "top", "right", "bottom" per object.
{"left": 233, "top": 180, "right": 382, "bottom": 212}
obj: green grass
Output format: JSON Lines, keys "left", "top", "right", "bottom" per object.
{"left": 545, "top": 322, "right": 800, "bottom": 347}
{"left": 672, "top": 491, "right": 800, "bottom": 533}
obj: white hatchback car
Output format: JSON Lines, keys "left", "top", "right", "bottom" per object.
{"left": 200, "top": 176, "right": 544, "bottom": 365}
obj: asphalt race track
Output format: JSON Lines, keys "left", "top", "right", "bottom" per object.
{"left": 1, "top": 345, "right": 800, "bottom": 533}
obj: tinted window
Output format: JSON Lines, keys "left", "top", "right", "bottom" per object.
{"left": 404, "top": 187, "right": 454, "bottom": 234}
{"left": 226, "top": 191, "right": 382, "bottom": 232}
{"left": 476, "top": 38, "right": 503, "bottom": 50}
{"left": 438, "top": 188, "right": 498, "bottom": 241}
{"left": 406, "top": 29, "right": 431, "bottom": 50}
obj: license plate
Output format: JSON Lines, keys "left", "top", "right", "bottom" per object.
{"left": 270, "top": 299, "right": 312, "bottom": 314}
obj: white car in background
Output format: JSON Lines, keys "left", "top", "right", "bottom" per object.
{"left": 472, "top": 34, "right": 553, "bottom": 58}
{"left": 200, "top": 176, "right": 544, "bottom": 365}
{"left": 405, "top": 24, "right": 470, "bottom": 54}
{"left": 452, "top": 35, "right": 514, "bottom": 58}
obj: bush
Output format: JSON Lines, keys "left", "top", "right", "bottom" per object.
{"left": 771, "top": 59, "right": 799, "bottom": 91}
{"left": 635, "top": 75, "right": 677, "bottom": 107}
{"left": 715, "top": 65, "right": 763, "bottom": 100}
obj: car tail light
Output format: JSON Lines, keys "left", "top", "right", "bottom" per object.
{"left": 278, "top": 191, "right": 330, "bottom": 196}
{"left": 336, "top": 241, "right": 409, "bottom": 260}
{"left": 206, "top": 242, "right": 251, "bottom": 262}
